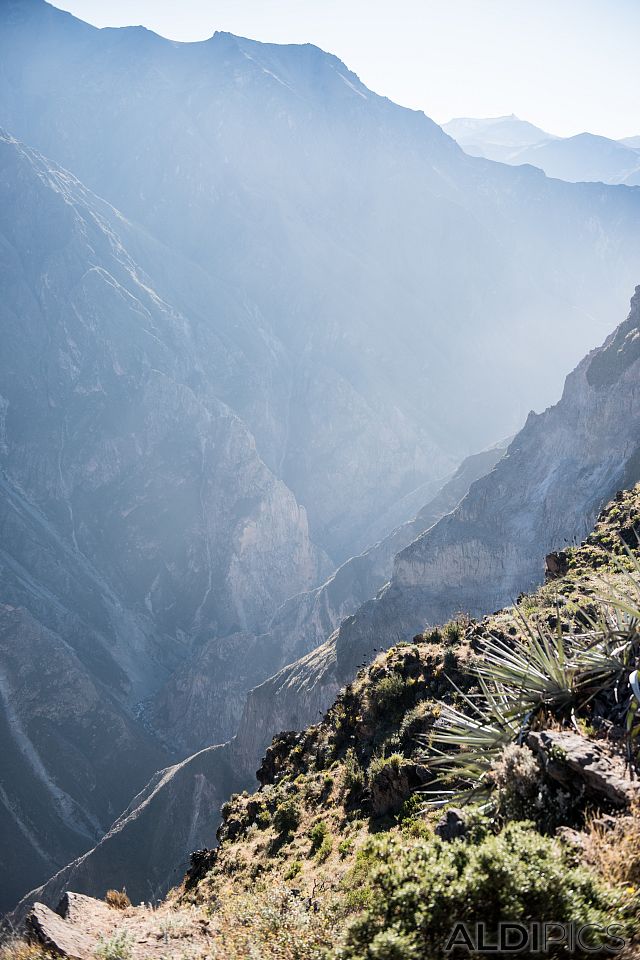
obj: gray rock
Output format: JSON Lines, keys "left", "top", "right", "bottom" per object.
{"left": 26, "top": 902, "right": 94, "bottom": 960}
{"left": 528, "top": 730, "right": 640, "bottom": 807}
{"left": 435, "top": 809, "right": 468, "bottom": 842}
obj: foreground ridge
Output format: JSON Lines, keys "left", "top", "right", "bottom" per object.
{"left": 9, "top": 485, "right": 640, "bottom": 959}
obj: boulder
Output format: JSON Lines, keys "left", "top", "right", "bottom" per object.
{"left": 26, "top": 903, "right": 95, "bottom": 960}
{"left": 527, "top": 730, "right": 640, "bottom": 807}
{"left": 435, "top": 808, "right": 468, "bottom": 841}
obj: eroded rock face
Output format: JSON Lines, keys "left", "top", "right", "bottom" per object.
{"left": 153, "top": 445, "right": 507, "bottom": 752}
{"left": 0, "top": 132, "right": 327, "bottom": 911}
{"left": 334, "top": 289, "right": 640, "bottom": 680}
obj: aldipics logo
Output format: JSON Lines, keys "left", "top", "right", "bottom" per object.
{"left": 443, "top": 921, "right": 627, "bottom": 955}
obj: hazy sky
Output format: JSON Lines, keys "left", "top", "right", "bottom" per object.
{"left": 51, "top": 0, "right": 639, "bottom": 140}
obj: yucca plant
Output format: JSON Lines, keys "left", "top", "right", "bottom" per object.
{"left": 425, "top": 571, "right": 640, "bottom": 804}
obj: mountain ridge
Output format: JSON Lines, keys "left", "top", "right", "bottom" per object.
{"left": 10, "top": 285, "right": 640, "bottom": 920}
{"left": 3, "top": 2, "right": 640, "bottom": 913}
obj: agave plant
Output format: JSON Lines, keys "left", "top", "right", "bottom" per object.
{"left": 425, "top": 570, "right": 640, "bottom": 804}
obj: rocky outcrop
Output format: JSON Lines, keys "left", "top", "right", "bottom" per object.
{"left": 26, "top": 902, "right": 96, "bottom": 960}
{"left": 528, "top": 731, "right": 640, "bottom": 808}
{"left": 24, "top": 891, "right": 215, "bottom": 959}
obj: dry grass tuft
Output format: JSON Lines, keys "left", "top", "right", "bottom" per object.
{"left": 584, "top": 802, "right": 640, "bottom": 889}
{"left": 105, "top": 888, "right": 131, "bottom": 910}
{"left": 0, "top": 939, "right": 53, "bottom": 960}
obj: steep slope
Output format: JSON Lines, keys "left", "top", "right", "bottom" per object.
{"left": 2, "top": 2, "right": 640, "bottom": 556}
{"left": 335, "top": 286, "right": 640, "bottom": 678}
{"left": 0, "top": 131, "right": 327, "bottom": 911}
{"left": 172, "top": 487, "right": 640, "bottom": 960}
{"left": 236, "top": 286, "right": 640, "bottom": 743}
{"left": 15, "top": 486, "right": 640, "bottom": 958}
{"left": 150, "top": 444, "right": 506, "bottom": 752}
{"left": 8, "top": 445, "right": 505, "bottom": 914}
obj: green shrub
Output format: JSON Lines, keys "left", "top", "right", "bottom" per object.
{"left": 308, "top": 820, "right": 329, "bottom": 854}
{"left": 488, "top": 743, "right": 541, "bottom": 822}
{"left": 368, "top": 753, "right": 403, "bottom": 784}
{"left": 284, "top": 859, "right": 302, "bottom": 880}
{"left": 256, "top": 807, "right": 271, "bottom": 829}
{"left": 338, "top": 837, "right": 354, "bottom": 858}
{"left": 399, "top": 701, "right": 438, "bottom": 746}
{"left": 443, "top": 620, "right": 462, "bottom": 645}
{"left": 94, "top": 931, "right": 133, "bottom": 960}
{"left": 368, "top": 673, "right": 408, "bottom": 719}
{"left": 343, "top": 748, "right": 365, "bottom": 803}
{"left": 341, "top": 823, "right": 623, "bottom": 959}
{"left": 273, "top": 799, "right": 301, "bottom": 839}
{"left": 316, "top": 833, "right": 333, "bottom": 863}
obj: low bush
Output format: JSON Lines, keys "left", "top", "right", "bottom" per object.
{"left": 368, "top": 673, "right": 408, "bottom": 720}
{"left": 343, "top": 749, "right": 365, "bottom": 804}
{"left": 340, "top": 822, "right": 627, "bottom": 959}
{"left": 308, "top": 821, "right": 329, "bottom": 855}
{"left": 94, "top": 931, "right": 133, "bottom": 960}
{"left": 315, "top": 833, "right": 333, "bottom": 863}
{"left": 0, "top": 940, "right": 53, "bottom": 960}
{"left": 273, "top": 799, "right": 301, "bottom": 839}
{"left": 585, "top": 805, "right": 640, "bottom": 888}
{"left": 284, "top": 859, "right": 302, "bottom": 880}
{"left": 488, "top": 744, "right": 540, "bottom": 821}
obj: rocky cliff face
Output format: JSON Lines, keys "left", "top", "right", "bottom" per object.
{"left": 7, "top": 444, "right": 505, "bottom": 918}
{"left": 229, "top": 286, "right": 640, "bottom": 771}
{"left": 3, "top": 0, "right": 640, "bottom": 559}
{"left": 152, "top": 445, "right": 507, "bottom": 751}
{"left": 335, "top": 287, "right": 640, "bottom": 679}
{"left": 0, "top": 131, "right": 327, "bottom": 911}
{"left": 3, "top": 0, "right": 640, "bottom": 916}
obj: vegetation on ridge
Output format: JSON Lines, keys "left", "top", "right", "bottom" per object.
{"left": 171, "top": 486, "right": 640, "bottom": 957}
{"left": 5, "top": 487, "right": 640, "bottom": 959}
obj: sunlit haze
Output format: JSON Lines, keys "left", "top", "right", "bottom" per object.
{"left": 50, "top": 0, "right": 640, "bottom": 140}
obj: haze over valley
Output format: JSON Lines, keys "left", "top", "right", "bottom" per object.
{"left": 1, "top": 3, "right": 640, "bottom": 953}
